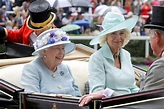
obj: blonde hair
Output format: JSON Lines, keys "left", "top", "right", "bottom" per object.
{"left": 99, "top": 29, "right": 131, "bottom": 47}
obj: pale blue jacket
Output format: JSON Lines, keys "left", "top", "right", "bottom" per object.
{"left": 89, "top": 43, "right": 139, "bottom": 96}
{"left": 21, "top": 57, "right": 82, "bottom": 97}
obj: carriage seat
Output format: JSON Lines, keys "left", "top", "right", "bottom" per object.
{"left": 0, "top": 60, "right": 89, "bottom": 95}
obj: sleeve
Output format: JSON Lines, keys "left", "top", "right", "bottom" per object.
{"left": 6, "top": 23, "right": 25, "bottom": 43}
{"left": 21, "top": 63, "right": 41, "bottom": 93}
{"left": 130, "top": 82, "right": 140, "bottom": 93}
{"left": 89, "top": 53, "right": 106, "bottom": 93}
{"left": 140, "top": 60, "right": 164, "bottom": 91}
{"left": 66, "top": 64, "right": 82, "bottom": 97}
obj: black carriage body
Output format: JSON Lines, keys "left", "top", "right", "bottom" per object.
{"left": 0, "top": 78, "right": 164, "bottom": 109}
{"left": 0, "top": 79, "right": 24, "bottom": 108}
{"left": 20, "top": 89, "right": 164, "bottom": 109}
{"left": 0, "top": 42, "right": 34, "bottom": 59}
{"left": 20, "top": 93, "right": 93, "bottom": 109}
{"left": 97, "top": 88, "right": 164, "bottom": 109}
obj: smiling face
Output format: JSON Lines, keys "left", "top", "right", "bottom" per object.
{"left": 106, "top": 30, "right": 126, "bottom": 54}
{"left": 43, "top": 44, "right": 65, "bottom": 68}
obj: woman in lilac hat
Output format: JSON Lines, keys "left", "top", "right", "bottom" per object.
{"left": 21, "top": 28, "right": 81, "bottom": 97}
{"left": 79, "top": 12, "right": 139, "bottom": 106}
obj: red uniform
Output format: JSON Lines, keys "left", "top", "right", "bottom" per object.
{"left": 6, "top": 20, "right": 33, "bottom": 45}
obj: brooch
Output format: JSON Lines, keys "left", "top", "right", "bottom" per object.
{"left": 60, "top": 71, "right": 64, "bottom": 76}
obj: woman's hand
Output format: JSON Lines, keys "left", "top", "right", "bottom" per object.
{"left": 49, "top": 94, "right": 72, "bottom": 98}
{"left": 78, "top": 88, "right": 114, "bottom": 106}
{"left": 78, "top": 94, "right": 94, "bottom": 106}
{"left": 78, "top": 90, "right": 105, "bottom": 106}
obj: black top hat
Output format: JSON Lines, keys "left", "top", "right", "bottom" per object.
{"left": 26, "top": 0, "right": 56, "bottom": 30}
{"left": 144, "top": 6, "right": 164, "bottom": 30}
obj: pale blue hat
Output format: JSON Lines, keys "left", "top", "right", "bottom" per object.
{"left": 90, "top": 12, "right": 138, "bottom": 45}
{"left": 32, "top": 28, "right": 75, "bottom": 55}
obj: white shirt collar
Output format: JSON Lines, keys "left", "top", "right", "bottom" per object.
{"left": 29, "top": 32, "right": 37, "bottom": 46}
{"left": 162, "top": 51, "right": 164, "bottom": 57}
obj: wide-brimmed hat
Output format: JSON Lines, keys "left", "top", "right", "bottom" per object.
{"left": 32, "top": 28, "right": 76, "bottom": 55}
{"left": 144, "top": 6, "right": 164, "bottom": 30}
{"left": 90, "top": 12, "right": 138, "bottom": 45}
{"left": 26, "top": 0, "right": 56, "bottom": 30}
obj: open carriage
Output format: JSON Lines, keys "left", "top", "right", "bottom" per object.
{"left": 0, "top": 42, "right": 163, "bottom": 109}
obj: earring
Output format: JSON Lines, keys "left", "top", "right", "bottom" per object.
{"left": 106, "top": 37, "right": 108, "bottom": 41}
{"left": 43, "top": 55, "right": 46, "bottom": 58}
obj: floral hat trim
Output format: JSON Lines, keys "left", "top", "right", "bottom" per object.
{"left": 33, "top": 30, "right": 69, "bottom": 50}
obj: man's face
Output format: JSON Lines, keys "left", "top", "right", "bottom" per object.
{"left": 149, "top": 29, "right": 158, "bottom": 56}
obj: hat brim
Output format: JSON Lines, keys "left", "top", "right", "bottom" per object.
{"left": 32, "top": 41, "right": 75, "bottom": 55}
{"left": 144, "top": 24, "right": 164, "bottom": 30}
{"left": 27, "top": 12, "right": 56, "bottom": 30}
{"left": 90, "top": 16, "right": 138, "bottom": 45}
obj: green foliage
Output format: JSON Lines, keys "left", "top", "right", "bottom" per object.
{"left": 125, "top": 40, "right": 145, "bottom": 57}
{"left": 71, "top": 40, "right": 95, "bottom": 48}
{"left": 131, "top": 57, "right": 145, "bottom": 65}
{"left": 125, "top": 40, "right": 155, "bottom": 57}
{"left": 132, "top": 56, "right": 157, "bottom": 66}
{"left": 0, "top": 44, "right": 5, "bottom": 53}
{"left": 72, "top": 39, "right": 157, "bottom": 65}
{"left": 72, "top": 39, "right": 153, "bottom": 58}
{"left": 0, "top": 39, "right": 156, "bottom": 65}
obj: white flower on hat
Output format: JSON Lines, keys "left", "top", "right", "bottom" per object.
{"left": 32, "top": 28, "right": 75, "bottom": 56}
{"left": 42, "top": 34, "right": 49, "bottom": 45}
{"left": 34, "top": 30, "right": 69, "bottom": 50}
{"left": 55, "top": 31, "right": 67, "bottom": 40}
{"left": 35, "top": 40, "right": 44, "bottom": 49}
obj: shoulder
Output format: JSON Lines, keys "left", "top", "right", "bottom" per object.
{"left": 121, "top": 48, "right": 130, "bottom": 54}
{"left": 121, "top": 49, "right": 131, "bottom": 57}
{"left": 149, "top": 58, "right": 164, "bottom": 72}
{"left": 58, "top": 62, "right": 70, "bottom": 71}
{"left": 90, "top": 49, "right": 103, "bottom": 61}
{"left": 146, "top": 58, "right": 164, "bottom": 80}
{"left": 23, "top": 58, "right": 41, "bottom": 69}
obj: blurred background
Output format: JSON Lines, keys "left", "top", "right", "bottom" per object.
{"left": 1, "top": 0, "right": 163, "bottom": 69}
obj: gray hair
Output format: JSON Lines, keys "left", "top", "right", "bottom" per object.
{"left": 149, "top": 29, "right": 164, "bottom": 38}
{"left": 99, "top": 29, "right": 131, "bottom": 47}
{"left": 38, "top": 49, "right": 48, "bottom": 57}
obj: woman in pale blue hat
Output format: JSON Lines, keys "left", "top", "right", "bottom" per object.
{"left": 21, "top": 28, "right": 81, "bottom": 97}
{"left": 79, "top": 12, "right": 139, "bottom": 106}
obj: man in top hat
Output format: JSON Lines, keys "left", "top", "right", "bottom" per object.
{"left": 140, "top": 6, "right": 164, "bottom": 91}
{"left": 0, "top": 0, "right": 56, "bottom": 46}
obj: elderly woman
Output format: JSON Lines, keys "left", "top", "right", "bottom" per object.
{"left": 79, "top": 12, "right": 139, "bottom": 106}
{"left": 21, "top": 28, "right": 81, "bottom": 97}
